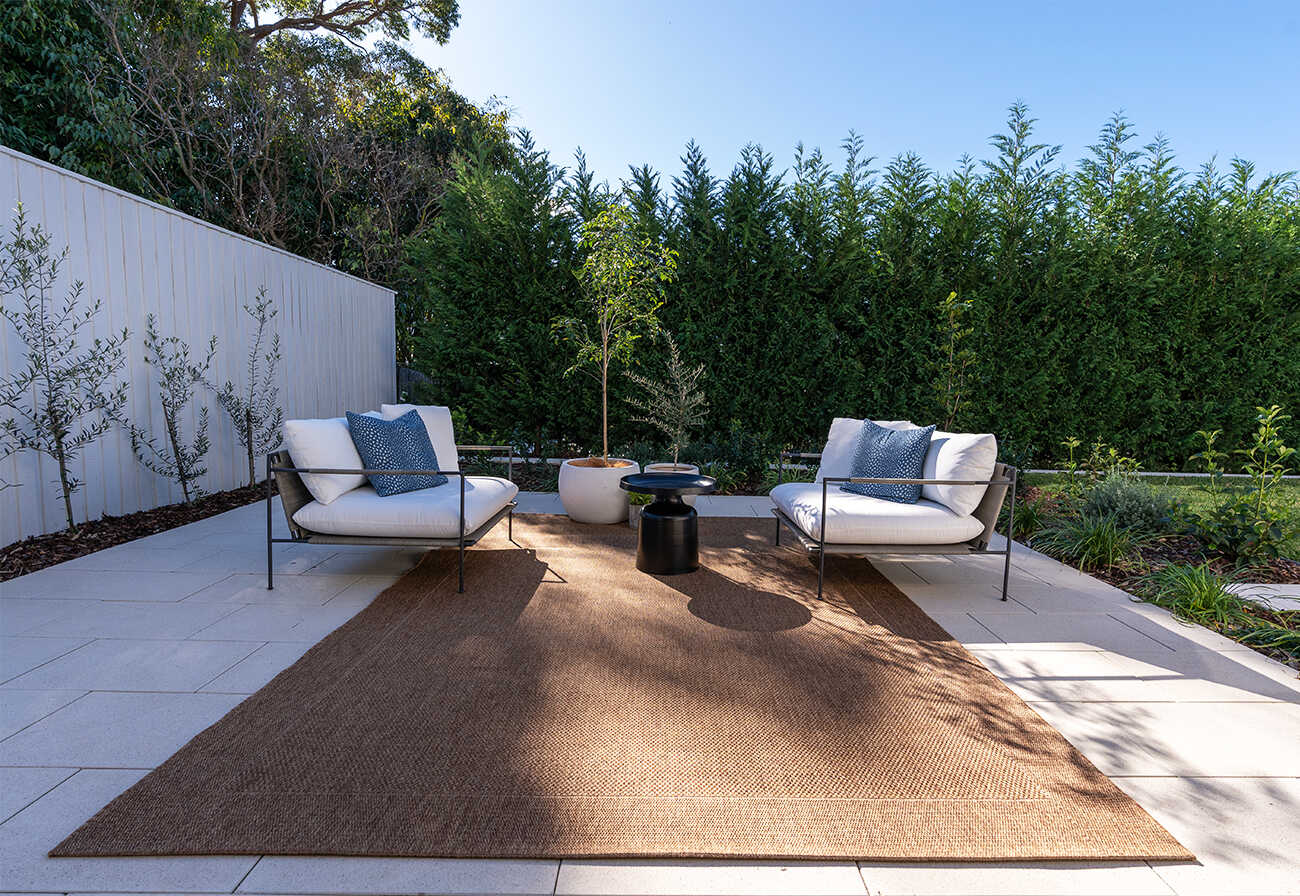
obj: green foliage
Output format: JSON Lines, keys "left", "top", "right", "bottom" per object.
{"left": 1191, "top": 406, "right": 1298, "bottom": 563}
{"left": 227, "top": 0, "right": 460, "bottom": 45}
{"left": 1033, "top": 513, "right": 1144, "bottom": 570}
{"left": 554, "top": 204, "right": 677, "bottom": 463}
{"left": 128, "top": 315, "right": 216, "bottom": 503}
{"left": 934, "top": 290, "right": 975, "bottom": 430}
{"left": 1141, "top": 564, "right": 1250, "bottom": 629}
{"left": 407, "top": 107, "right": 1300, "bottom": 465}
{"left": 625, "top": 332, "right": 708, "bottom": 468}
{"left": 1001, "top": 494, "right": 1046, "bottom": 540}
{"left": 214, "top": 287, "right": 283, "bottom": 486}
{"left": 1081, "top": 472, "right": 1177, "bottom": 535}
{"left": 0, "top": 205, "right": 129, "bottom": 530}
{"left": 2, "top": 0, "right": 507, "bottom": 360}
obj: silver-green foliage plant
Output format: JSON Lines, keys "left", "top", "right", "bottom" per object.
{"left": 0, "top": 205, "right": 128, "bottom": 530}
{"left": 215, "top": 286, "right": 283, "bottom": 486}
{"left": 128, "top": 314, "right": 216, "bottom": 503}
{"left": 626, "top": 332, "right": 707, "bottom": 469}
{"left": 553, "top": 204, "right": 676, "bottom": 465}
{"left": 1082, "top": 471, "right": 1176, "bottom": 535}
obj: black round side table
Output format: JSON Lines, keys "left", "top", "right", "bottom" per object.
{"left": 620, "top": 472, "right": 717, "bottom": 575}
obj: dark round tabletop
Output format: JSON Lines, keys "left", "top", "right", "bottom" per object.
{"left": 620, "top": 471, "right": 717, "bottom": 497}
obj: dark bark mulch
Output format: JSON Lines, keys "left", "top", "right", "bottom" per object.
{"left": 1, "top": 482, "right": 275, "bottom": 582}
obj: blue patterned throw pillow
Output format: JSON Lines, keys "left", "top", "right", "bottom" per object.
{"left": 345, "top": 410, "right": 448, "bottom": 497}
{"left": 841, "top": 421, "right": 936, "bottom": 503}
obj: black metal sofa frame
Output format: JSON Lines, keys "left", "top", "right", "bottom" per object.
{"left": 772, "top": 452, "right": 1018, "bottom": 601}
{"left": 266, "top": 446, "right": 517, "bottom": 594}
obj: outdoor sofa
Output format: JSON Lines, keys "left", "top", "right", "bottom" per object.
{"left": 267, "top": 404, "right": 519, "bottom": 593}
{"left": 770, "top": 418, "right": 1017, "bottom": 600}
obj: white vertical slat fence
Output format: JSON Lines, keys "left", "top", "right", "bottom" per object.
{"left": 0, "top": 145, "right": 396, "bottom": 543}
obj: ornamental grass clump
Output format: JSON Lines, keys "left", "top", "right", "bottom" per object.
{"left": 1033, "top": 513, "right": 1145, "bottom": 570}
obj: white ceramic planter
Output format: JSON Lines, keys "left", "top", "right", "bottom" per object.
{"left": 559, "top": 458, "right": 640, "bottom": 524}
{"left": 644, "top": 462, "right": 701, "bottom": 506}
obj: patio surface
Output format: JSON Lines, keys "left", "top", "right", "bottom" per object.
{"left": 1, "top": 493, "right": 1297, "bottom": 895}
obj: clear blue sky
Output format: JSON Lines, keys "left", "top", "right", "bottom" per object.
{"left": 408, "top": 0, "right": 1299, "bottom": 187}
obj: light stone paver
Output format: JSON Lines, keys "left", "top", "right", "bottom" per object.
{"left": 0, "top": 638, "right": 263, "bottom": 693}
{"left": 0, "top": 766, "right": 76, "bottom": 823}
{"left": 196, "top": 641, "right": 314, "bottom": 694}
{"left": 557, "top": 860, "right": 868, "bottom": 895}
{"left": 0, "top": 769, "right": 257, "bottom": 893}
{"left": 0, "top": 689, "right": 87, "bottom": 740}
{"left": 0, "top": 636, "right": 92, "bottom": 682}
{"left": 0, "top": 691, "right": 244, "bottom": 768}
{"left": 0, "top": 495, "right": 1295, "bottom": 895}
{"left": 19, "top": 599, "right": 243, "bottom": 640}
{"left": 856, "top": 861, "right": 1175, "bottom": 895}
{"left": 240, "top": 856, "right": 560, "bottom": 894}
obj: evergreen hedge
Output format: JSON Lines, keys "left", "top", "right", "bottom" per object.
{"left": 407, "top": 106, "right": 1300, "bottom": 469}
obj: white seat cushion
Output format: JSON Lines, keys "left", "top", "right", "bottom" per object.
{"left": 282, "top": 413, "right": 380, "bottom": 505}
{"left": 381, "top": 404, "right": 458, "bottom": 472}
{"left": 814, "top": 417, "right": 997, "bottom": 516}
{"left": 770, "top": 482, "right": 984, "bottom": 545}
{"left": 293, "top": 477, "right": 519, "bottom": 539}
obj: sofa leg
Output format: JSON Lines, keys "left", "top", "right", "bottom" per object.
{"left": 265, "top": 454, "right": 274, "bottom": 591}
{"left": 817, "top": 549, "right": 826, "bottom": 601}
{"left": 1001, "top": 468, "right": 1016, "bottom": 601}
{"left": 458, "top": 542, "right": 465, "bottom": 594}
{"left": 774, "top": 514, "right": 780, "bottom": 546}
{"left": 508, "top": 508, "right": 514, "bottom": 544}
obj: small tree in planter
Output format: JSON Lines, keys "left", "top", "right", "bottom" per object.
{"left": 127, "top": 315, "right": 216, "bottom": 503}
{"left": 554, "top": 204, "right": 677, "bottom": 466}
{"left": 214, "top": 286, "right": 283, "bottom": 486}
{"left": 0, "top": 205, "right": 129, "bottom": 531}
{"left": 626, "top": 331, "right": 708, "bottom": 470}
{"left": 551, "top": 204, "right": 676, "bottom": 523}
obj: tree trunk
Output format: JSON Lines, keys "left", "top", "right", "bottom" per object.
{"left": 54, "top": 438, "right": 75, "bottom": 532}
{"left": 246, "top": 409, "right": 255, "bottom": 487}
{"left": 601, "top": 360, "right": 609, "bottom": 465}
{"left": 166, "top": 415, "right": 191, "bottom": 503}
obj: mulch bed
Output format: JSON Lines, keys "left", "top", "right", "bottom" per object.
{"left": 0, "top": 482, "right": 275, "bottom": 582}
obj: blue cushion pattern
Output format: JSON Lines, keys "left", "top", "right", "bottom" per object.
{"left": 345, "top": 410, "right": 448, "bottom": 497}
{"left": 841, "top": 421, "right": 936, "bottom": 504}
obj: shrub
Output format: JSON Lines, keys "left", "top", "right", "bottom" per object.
{"left": 1032, "top": 513, "right": 1143, "bottom": 569}
{"left": 1190, "top": 406, "right": 1298, "bottom": 564}
{"left": 1081, "top": 472, "right": 1176, "bottom": 535}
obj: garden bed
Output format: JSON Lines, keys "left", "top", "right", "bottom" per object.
{"left": 0, "top": 483, "right": 273, "bottom": 582}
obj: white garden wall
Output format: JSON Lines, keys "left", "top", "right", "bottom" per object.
{"left": 0, "top": 146, "right": 395, "bottom": 543}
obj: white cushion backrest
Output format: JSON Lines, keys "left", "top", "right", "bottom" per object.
{"left": 815, "top": 418, "right": 917, "bottom": 481}
{"left": 921, "top": 431, "right": 998, "bottom": 515}
{"left": 282, "top": 415, "right": 375, "bottom": 505}
{"left": 381, "top": 404, "right": 459, "bottom": 473}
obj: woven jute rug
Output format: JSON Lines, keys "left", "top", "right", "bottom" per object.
{"left": 53, "top": 516, "right": 1190, "bottom": 861}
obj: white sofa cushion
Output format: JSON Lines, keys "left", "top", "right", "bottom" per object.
{"left": 293, "top": 476, "right": 519, "bottom": 539}
{"left": 814, "top": 417, "right": 997, "bottom": 516}
{"left": 381, "top": 404, "right": 458, "bottom": 472}
{"left": 920, "top": 430, "right": 998, "bottom": 516}
{"left": 282, "top": 413, "right": 380, "bottom": 505}
{"left": 815, "top": 418, "right": 915, "bottom": 481}
{"left": 770, "top": 482, "right": 984, "bottom": 545}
